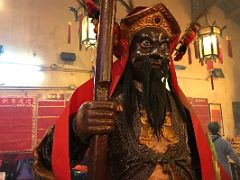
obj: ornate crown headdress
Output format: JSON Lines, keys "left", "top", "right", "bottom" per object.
{"left": 120, "top": 3, "right": 181, "bottom": 45}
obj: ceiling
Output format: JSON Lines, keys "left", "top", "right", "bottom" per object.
{"left": 217, "top": 0, "right": 240, "bottom": 26}
{"left": 191, "top": 0, "right": 240, "bottom": 26}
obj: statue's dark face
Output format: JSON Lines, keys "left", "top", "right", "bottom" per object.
{"left": 124, "top": 27, "right": 171, "bottom": 134}
{"left": 128, "top": 27, "right": 170, "bottom": 82}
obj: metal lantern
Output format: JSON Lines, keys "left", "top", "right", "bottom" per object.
{"left": 81, "top": 16, "right": 97, "bottom": 49}
{"left": 197, "top": 25, "right": 223, "bottom": 90}
{"left": 198, "top": 25, "right": 222, "bottom": 62}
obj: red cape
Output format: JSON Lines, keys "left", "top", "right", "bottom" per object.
{"left": 51, "top": 46, "right": 230, "bottom": 180}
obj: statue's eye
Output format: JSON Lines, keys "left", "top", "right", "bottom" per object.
{"left": 140, "top": 39, "right": 151, "bottom": 49}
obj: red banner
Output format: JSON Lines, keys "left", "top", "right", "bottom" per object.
{"left": 0, "top": 96, "right": 34, "bottom": 153}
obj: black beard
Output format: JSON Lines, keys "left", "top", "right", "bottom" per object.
{"left": 142, "top": 59, "right": 170, "bottom": 136}
{"left": 122, "top": 58, "right": 170, "bottom": 136}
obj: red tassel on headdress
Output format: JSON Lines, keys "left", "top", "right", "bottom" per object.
{"left": 226, "top": 36, "right": 233, "bottom": 58}
{"left": 82, "top": 0, "right": 99, "bottom": 18}
{"left": 174, "top": 44, "right": 187, "bottom": 61}
{"left": 188, "top": 46, "right": 192, "bottom": 64}
{"left": 174, "top": 25, "right": 196, "bottom": 61}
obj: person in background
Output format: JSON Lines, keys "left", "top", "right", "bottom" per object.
{"left": 208, "top": 121, "right": 240, "bottom": 179}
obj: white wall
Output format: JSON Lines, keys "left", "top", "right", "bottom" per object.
{"left": 0, "top": 0, "right": 94, "bottom": 88}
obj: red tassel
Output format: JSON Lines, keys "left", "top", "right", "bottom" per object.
{"left": 226, "top": 36, "right": 233, "bottom": 58}
{"left": 67, "top": 22, "right": 71, "bottom": 44}
{"left": 207, "top": 60, "right": 214, "bottom": 90}
{"left": 78, "top": 14, "right": 84, "bottom": 34}
{"left": 194, "top": 41, "right": 199, "bottom": 59}
{"left": 188, "top": 46, "right": 192, "bottom": 64}
{"left": 210, "top": 72, "right": 214, "bottom": 90}
{"left": 207, "top": 60, "right": 214, "bottom": 71}
{"left": 219, "top": 44, "right": 223, "bottom": 64}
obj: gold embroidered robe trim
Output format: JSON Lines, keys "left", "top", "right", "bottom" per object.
{"left": 138, "top": 109, "right": 179, "bottom": 154}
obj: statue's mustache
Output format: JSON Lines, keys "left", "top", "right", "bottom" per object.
{"left": 133, "top": 55, "right": 170, "bottom": 67}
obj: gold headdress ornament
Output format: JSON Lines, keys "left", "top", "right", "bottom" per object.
{"left": 120, "top": 3, "right": 181, "bottom": 45}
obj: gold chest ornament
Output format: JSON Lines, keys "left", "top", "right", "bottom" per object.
{"left": 139, "top": 109, "right": 179, "bottom": 153}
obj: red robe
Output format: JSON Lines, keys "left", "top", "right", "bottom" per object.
{"left": 51, "top": 40, "right": 230, "bottom": 180}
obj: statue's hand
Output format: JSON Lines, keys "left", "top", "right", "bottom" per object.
{"left": 75, "top": 101, "right": 117, "bottom": 143}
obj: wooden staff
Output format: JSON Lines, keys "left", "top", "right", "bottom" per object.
{"left": 88, "top": 0, "right": 116, "bottom": 179}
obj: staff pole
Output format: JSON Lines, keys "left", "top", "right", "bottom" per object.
{"left": 88, "top": 0, "right": 116, "bottom": 179}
